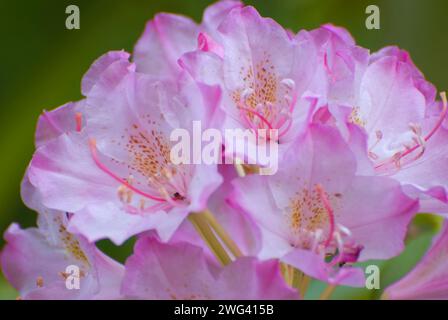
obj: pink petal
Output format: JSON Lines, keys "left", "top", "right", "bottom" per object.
{"left": 1, "top": 217, "right": 123, "bottom": 300}
{"left": 384, "top": 221, "right": 448, "bottom": 299}
{"left": 358, "top": 54, "right": 426, "bottom": 159}
{"left": 202, "top": 0, "right": 243, "bottom": 34}
{"left": 36, "top": 100, "right": 85, "bottom": 148}
{"left": 67, "top": 202, "right": 188, "bottom": 245}
{"left": 122, "top": 237, "right": 298, "bottom": 299}
{"left": 81, "top": 51, "right": 131, "bottom": 96}
{"left": 134, "top": 13, "right": 198, "bottom": 78}
{"left": 283, "top": 249, "right": 365, "bottom": 287}
{"left": 339, "top": 175, "right": 418, "bottom": 260}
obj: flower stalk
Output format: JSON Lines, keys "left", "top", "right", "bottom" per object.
{"left": 203, "top": 209, "right": 243, "bottom": 258}
{"left": 320, "top": 284, "right": 336, "bottom": 300}
{"left": 188, "top": 213, "right": 231, "bottom": 265}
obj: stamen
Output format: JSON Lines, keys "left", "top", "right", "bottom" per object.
{"left": 281, "top": 78, "right": 296, "bottom": 90}
{"left": 289, "top": 92, "right": 299, "bottom": 114}
{"left": 376, "top": 130, "right": 383, "bottom": 140}
{"left": 89, "top": 139, "right": 166, "bottom": 202}
{"left": 240, "top": 110, "right": 257, "bottom": 131}
{"left": 337, "top": 223, "right": 352, "bottom": 237}
{"left": 274, "top": 93, "right": 298, "bottom": 138}
{"left": 158, "top": 185, "right": 181, "bottom": 207}
{"left": 392, "top": 152, "right": 402, "bottom": 169}
{"left": 277, "top": 116, "right": 293, "bottom": 139}
{"left": 423, "top": 91, "right": 448, "bottom": 142}
{"left": 368, "top": 131, "right": 383, "bottom": 160}
{"left": 161, "top": 167, "right": 187, "bottom": 197}
{"left": 368, "top": 152, "right": 379, "bottom": 160}
{"left": 335, "top": 232, "right": 344, "bottom": 258}
{"left": 316, "top": 184, "right": 335, "bottom": 248}
{"left": 238, "top": 106, "right": 274, "bottom": 130}
{"left": 312, "top": 229, "right": 323, "bottom": 252}
{"left": 142, "top": 201, "right": 171, "bottom": 214}
{"left": 237, "top": 80, "right": 298, "bottom": 140}
{"left": 148, "top": 176, "right": 183, "bottom": 206}
{"left": 375, "top": 92, "right": 448, "bottom": 169}
{"left": 412, "top": 135, "right": 426, "bottom": 160}
{"left": 409, "top": 122, "right": 422, "bottom": 136}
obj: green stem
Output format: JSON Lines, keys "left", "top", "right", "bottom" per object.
{"left": 188, "top": 213, "right": 231, "bottom": 266}
{"left": 320, "top": 284, "right": 336, "bottom": 300}
{"left": 203, "top": 209, "right": 243, "bottom": 258}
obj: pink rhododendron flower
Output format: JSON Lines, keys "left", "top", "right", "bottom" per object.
{"left": 306, "top": 23, "right": 448, "bottom": 214}
{"left": 1, "top": 212, "right": 123, "bottom": 300}
{"left": 179, "top": 5, "right": 321, "bottom": 169}
{"left": 384, "top": 221, "right": 448, "bottom": 299}
{"left": 25, "top": 51, "right": 223, "bottom": 245}
{"left": 318, "top": 44, "right": 448, "bottom": 213}
{"left": 2, "top": 0, "right": 447, "bottom": 301}
{"left": 231, "top": 123, "right": 419, "bottom": 286}
{"left": 122, "top": 236, "right": 298, "bottom": 300}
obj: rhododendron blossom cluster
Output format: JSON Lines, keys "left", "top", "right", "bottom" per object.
{"left": 2, "top": 1, "right": 448, "bottom": 300}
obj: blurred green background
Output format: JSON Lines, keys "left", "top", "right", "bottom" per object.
{"left": 0, "top": 0, "right": 446, "bottom": 299}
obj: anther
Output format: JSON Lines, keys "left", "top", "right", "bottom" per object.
{"left": 375, "top": 92, "right": 447, "bottom": 170}
{"left": 412, "top": 135, "right": 426, "bottom": 160}
{"left": 409, "top": 122, "right": 422, "bottom": 136}
{"left": 376, "top": 130, "right": 383, "bottom": 140}
{"left": 369, "top": 130, "right": 383, "bottom": 154}
{"left": 337, "top": 224, "right": 352, "bottom": 237}
{"left": 368, "top": 152, "right": 379, "bottom": 160}
{"left": 281, "top": 78, "right": 296, "bottom": 90}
